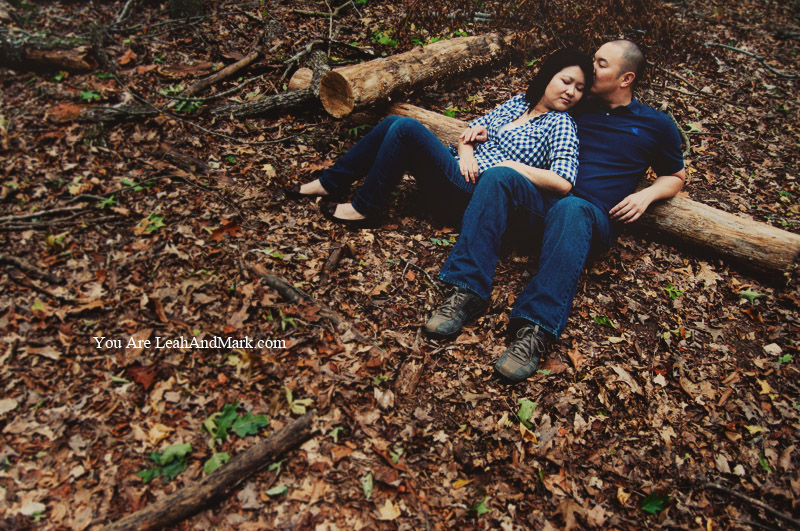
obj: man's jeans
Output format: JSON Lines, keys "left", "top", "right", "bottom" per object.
{"left": 319, "top": 115, "right": 474, "bottom": 219}
{"left": 439, "top": 166, "right": 614, "bottom": 339}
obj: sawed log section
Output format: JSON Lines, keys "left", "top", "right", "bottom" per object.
{"left": 105, "top": 412, "right": 314, "bottom": 531}
{"left": 386, "top": 102, "right": 800, "bottom": 278}
{"left": 319, "top": 33, "right": 507, "bottom": 118}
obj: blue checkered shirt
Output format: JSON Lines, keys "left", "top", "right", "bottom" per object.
{"left": 451, "top": 94, "right": 579, "bottom": 185}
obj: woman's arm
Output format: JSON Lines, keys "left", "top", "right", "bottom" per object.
{"left": 493, "top": 160, "right": 573, "bottom": 196}
{"left": 457, "top": 138, "right": 480, "bottom": 183}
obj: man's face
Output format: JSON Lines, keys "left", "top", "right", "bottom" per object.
{"left": 591, "top": 43, "right": 624, "bottom": 96}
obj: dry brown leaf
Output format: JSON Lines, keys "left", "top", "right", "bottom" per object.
{"left": 567, "top": 343, "right": 584, "bottom": 371}
{"left": 147, "top": 423, "right": 173, "bottom": 445}
{"left": 585, "top": 504, "right": 608, "bottom": 527}
{"left": 376, "top": 498, "right": 401, "bottom": 520}
{"left": 611, "top": 365, "right": 643, "bottom": 395}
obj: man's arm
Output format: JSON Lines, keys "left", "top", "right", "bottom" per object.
{"left": 609, "top": 169, "right": 686, "bottom": 223}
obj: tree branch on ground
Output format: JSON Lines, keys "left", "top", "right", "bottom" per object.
{"left": 704, "top": 42, "right": 798, "bottom": 78}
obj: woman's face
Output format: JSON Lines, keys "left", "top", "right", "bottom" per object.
{"left": 538, "top": 65, "right": 586, "bottom": 112}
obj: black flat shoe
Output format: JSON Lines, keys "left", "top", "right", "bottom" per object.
{"left": 285, "top": 182, "right": 308, "bottom": 200}
{"left": 285, "top": 170, "right": 340, "bottom": 200}
{"left": 321, "top": 202, "right": 379, "bottom": 229}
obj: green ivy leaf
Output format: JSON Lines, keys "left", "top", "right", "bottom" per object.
{"left": 290, "top": 398, "right": 314, "bottom": 415}
{"left": 160, "top": 458, "right": 188, "bottom": 480}
{"left": 265, "top": 484, "right": 288, "bottom": 497}
{"left": 136, "top": 466, "right": 161, "bottom": 483}
{"left": 214, "top": 402, "right": 239, "bottom": 439}
{"left": 663, "top": 283, "right": 684, "bottom": 300}
{"left": 641, "top": 492, "right": 669, "bottom": 514}
{"left": 158, "top": 442, "right": 192, "bottom": 466}
{"left": 268, "top": 460, "right": 283, "bottom": 476}
{"left": 469, "top": 496, "right": 490, "bottom": 515}
{"left": 361, "top": 472, "right": 374, "bottom": 500}
{"left": 740, "top": 289, "right": 765, "bottom": 303}
{"left": 593, "top": 315, "right": 616, "bottom": 328}
{"left": 80, "top": 90, "right": 102, "bottom": 102}
{"left": 232, "top": 412, "right": 269, "bottom": 438}
{"left": 517, "top": 399, "right": 537, "bottom": 429}
{"left": 204, "top": 452, "right": 231, "bottom": 474}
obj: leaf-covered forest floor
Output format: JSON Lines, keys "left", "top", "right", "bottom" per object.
{"left": 1, "top": 0, "right": 799, "bottom": 529}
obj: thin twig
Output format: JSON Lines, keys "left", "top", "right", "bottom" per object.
{"left": 182, "top": 32, "right": 264, "bottom": 97}
{"left": 0, "top": 205, "right": 86, "bottom": 224}
{"left": 705, "top": 482, "right": 800, "bottom": 528}
{"left": 110, "top": 14, "right": 207, "bottom": 34}
{"left": 401, "top": 258, "right": 441, "bottom": 292}
{"left": 667, "top": 111, "right": 691, "bottom": 156}
{"left": 649, "top": 62, "right": 702, "bottom": 93}
{"left": 145, "top": 74, "right": 266, "bottom": 102}
{"left": 232, "top": 6, "right": 264, "bottom": 24}
{"left": 704, "top": 42, "right": 798, "bottom": 78}
{"left": 0, "top": 215, "right": 119, "bottom": 231}
{"left": 114, "top": 0, "right": 136, "bottom": 25}
{"left": 0, "top": 254, "right": 64, "bottom": 284}
{"left": 111, "top": 75, "right": 304, "bottom": 145}
{"left": 292, "top": 0, "right": 353, "bottom": 18}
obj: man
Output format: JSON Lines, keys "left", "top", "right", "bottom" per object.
{"left": 424, "top": 40, "right": 686, "bottom": 383}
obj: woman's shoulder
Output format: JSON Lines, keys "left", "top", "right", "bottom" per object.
{"left": 500, "top": 93, "right": 528, "bottom": 107}
{"left": 541, "top": 111, "right": 578, "bottom": 130}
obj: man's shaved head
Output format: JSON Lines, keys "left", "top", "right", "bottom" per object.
{"left": 609, "top": 40, "right": 645, "bottom": 89}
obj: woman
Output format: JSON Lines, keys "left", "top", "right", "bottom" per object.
{"left": 289, "top": 47, "right": 593, "bottom": 227}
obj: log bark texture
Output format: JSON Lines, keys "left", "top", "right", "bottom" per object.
{"left": 387, "top": 103, "right": 800, "bottom": 278}
{"left": 0, "top": 28, "right": 96, "bottom": 72}
{"left": 105, "top": 412, "right": 314, "bottom": 531}
{"left": 319, "top": 33, "right": 507, "bottom": 118}
{"left": 47, "top": 103, "right": 156, "bottom": 123}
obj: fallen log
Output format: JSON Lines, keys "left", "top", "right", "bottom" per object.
{"left": 182, "top": 45, "right": 261, "bottom": 97}
{"left": 105, "top": 412, "right": 314, "bottom": 531}
{"left": 386, "top": 103, "right": 800, "bottom": 278}
{"left": 0, "top": 27, "right": 96, "bottom": 72}
{"left": 211, "top": 49, "right": 329, "bottom": 119}
{"left": 46, "top": 102, "right": 156, "bottom": 124}
{"left": 319, "top": 33, "right": 507, "bottom": 118}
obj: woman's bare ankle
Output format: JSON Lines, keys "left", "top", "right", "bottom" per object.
{"left": 299, "top": 179, "right": 328, "bottom": 196}
{"left": 333, "top": 203, "right": 366, "bottom": 220}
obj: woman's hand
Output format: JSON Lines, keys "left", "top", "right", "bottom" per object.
{"left": 459, "top": 155, "right": 480, "bottom": 183}
{"left": 458, "top": 126, "right": 488, "bottom": 144}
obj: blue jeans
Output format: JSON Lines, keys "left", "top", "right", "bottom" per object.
{"left": 318, "top": 116, "right": 475, "bottom": 219}
{"left": 439, "top": 166, "right": 614, "bottom": 339}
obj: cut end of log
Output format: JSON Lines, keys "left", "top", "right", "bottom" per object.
{"left": 319, "top": 70, "right": 354, "bottom": 118}
{"left": 288, "top": 67, "right": 313, "bottom": 92}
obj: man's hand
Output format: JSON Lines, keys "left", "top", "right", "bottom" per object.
{"left": 609, "top": 170, "right": 686, "bottom": 223}
{"left": 609, "top": 190, "right": 653, "bottom": 223}
{"left": 459, "top": 125, "right": 488, "bottom": 144}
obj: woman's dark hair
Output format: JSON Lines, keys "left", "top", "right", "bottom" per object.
{"left": 524, "top": 47, "right": 593, "bottom": 109}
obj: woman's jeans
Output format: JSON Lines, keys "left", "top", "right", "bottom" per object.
{"left": 318, "top": 115, "right": 475, "bottom": 219}
{"left": 439, "top": 166, "right": 614, "bottom": 339}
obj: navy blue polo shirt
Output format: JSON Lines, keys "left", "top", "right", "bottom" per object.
{"left": 571, "top": 97, "right": 684, "bottom": 214}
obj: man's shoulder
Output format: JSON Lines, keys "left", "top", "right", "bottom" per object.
{"left": 629, "top": 99, "right": 675, "bottom": 128}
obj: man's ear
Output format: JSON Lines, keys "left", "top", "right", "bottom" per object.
{"left": 619, "top": 72, "right": 636, "bottom": 89}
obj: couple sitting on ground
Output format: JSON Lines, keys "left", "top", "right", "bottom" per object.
{"left": 288, "top": 39, "right": 686, "bottom": 383}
